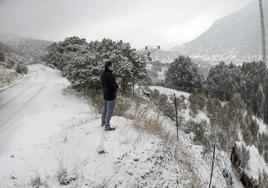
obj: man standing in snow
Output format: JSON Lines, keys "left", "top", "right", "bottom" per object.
{"left": 100, "top": 61, "right": 119, "bottom": 131}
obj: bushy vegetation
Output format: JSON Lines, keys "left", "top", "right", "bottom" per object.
{"left": 44, "top": 37, "right": 147, "bottom": 91}
{"left": 30, "top": 174, "right": 46, "bottom": 188}
{"left": 150, "top": 89, "right": 176, "bottom": 120}
{"left": 165, "top": 56, "right": 204, "bottom": 93}
{"left": 207, "top": 62, "right": 241, "bottom": 101}
{"left": 186, "top": 121, "right": 210, "bottom": 149}
{"left": 207, "top": 61, "right": 268, "bottom": 123}
{"left": 187, "top": 91, "right": 265, "bottom": 151}
{"left": 15, "top": 64, "right": 28, "bottom": 74}
{"left": 188, "top": 90, "right": 207, "bottom": 114}
{"left": 167, "top": 57, "right": 268, "bottom": 124}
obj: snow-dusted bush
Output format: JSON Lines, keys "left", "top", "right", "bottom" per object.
{"left": 45, "top": 37, "right": 147, "bottom": 91}
{"left": 0, "top": 52, "right": 4, "bottom": 62}
{"left": 30, "top": 174, "right": 46, "bottom": 188}
{"left": 56, "top": 162, "right": 77, "bottom": 185}
{"left": 150, "top": 89, "right": 175, "bottom": 121}
{"left": 0, "top": 69, "right": 19, "bottom": 88}
{"left": 242, "top": 129, "right": 253, "bottom": 146}
{"left": 257, "top": 133, "right": 268, "bottom": 163}
{"left": 186, "top": 120, "right": 210, "bottom": 149}
{"left": 240, "top": 61, "right": 267, "bottom": 118}
{"left": 207, "top": 62, "right": 241, "bottom": 101}
{"left": 6, "top": 60, "right": 15, "bottom": 69}
{"left": 165, "top": 56, "right": 204, "bottom": 93}
{"left": 189, "top": 91, "right": 262, "bottom": 151}
{"left": 15, "top": 64, "right": 28, "bottom": 74}
{"left": 207, "top": 61, "right": 268, "bottom": 123}
{"left": 188, "top": 91, "right": 207, "bottom": 114}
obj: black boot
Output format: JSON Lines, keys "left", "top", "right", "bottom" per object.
{"left": 105, "top": 126, "right": 116, "bottom": 131}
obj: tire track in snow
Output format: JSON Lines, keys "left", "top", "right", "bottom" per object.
{"left": 0, "top": 66, "right": 48, "bottom": 128}
{"left": 0, "top": 67, "right": 38, "bottom": 110}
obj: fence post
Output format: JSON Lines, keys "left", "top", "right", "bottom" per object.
{"left": 209, "top": 145, "right": 216, "bottom": 188}
{"left": 174, "top": 94, "right": 179, "bottom": 141}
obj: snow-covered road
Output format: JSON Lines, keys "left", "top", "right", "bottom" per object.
{"left": 0, "top": 64, "right": 90, "bottom": 154}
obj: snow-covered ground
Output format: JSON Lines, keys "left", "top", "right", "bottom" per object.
{"left": 0, "top": 64, "right": 235, "bottom": 188}
{"left": 2, "top": 64, "right": 266, "bottom": 188}
{"left": 0, "top": 64, "right": 93, "bottom": 187}
{"left": 0, "top": 64, "right": 91, "bottom": 153}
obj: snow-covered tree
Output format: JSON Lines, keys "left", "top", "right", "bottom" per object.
{"left": 45, "top": 37, "right": 147, "bottom": 91}
{"left": 240, "top": 61, "right": 267, "bottom": 118}
{"left": 165, "top": 56, "right": 204, "bottom": 93}
{"left": 207, "top": 61, "right": 268, "bottom": 122}
{"left": 207, "top": 62, "right": 241, "bottom": 101}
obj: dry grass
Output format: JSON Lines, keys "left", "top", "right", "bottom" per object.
{"left": 126, "top": 102, "right": 176, "bottom": 145}
{"left": 113, "top": 95, "right": 131, "bottom": 116}
{"left": 30, "top": 174, "right": 47, "bottom": 188}
{"left": 63, "top": 116, "right": 97, "bottom": 129}
{"left": 94, "top": 178, "right": 113, "bottom": 188}
{"left": 125, "top": 97, "right": 203, "bottom": 187}
{"left": 62, "top": 87, "right": 79, "bottom": 96}
{"left": 56, "top": 160, "right": 77, "bottom": 185}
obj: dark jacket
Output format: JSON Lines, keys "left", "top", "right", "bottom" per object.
{"left": 101, "top": 69, "right": 118, "bottom": 101}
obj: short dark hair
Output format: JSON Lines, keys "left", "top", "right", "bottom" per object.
{"left": 105, "top": 61, "right": 112, "bottom": 71}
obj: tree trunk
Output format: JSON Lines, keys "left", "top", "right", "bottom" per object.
{"left": 259, "top": 0, "right": 267, "bottom": 65}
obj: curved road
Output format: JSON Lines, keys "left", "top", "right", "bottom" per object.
{"left": 0, "top": 64, "right": 48, "bottom": 153}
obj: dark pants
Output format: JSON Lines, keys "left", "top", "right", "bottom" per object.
{"left": 101, "top": 100, "right": 115, "bottom": 128}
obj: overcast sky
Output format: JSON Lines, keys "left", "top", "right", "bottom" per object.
{"left": 0, "top": 0, "right": 253, "bottom": 49}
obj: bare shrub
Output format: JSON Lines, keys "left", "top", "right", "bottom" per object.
{"left": 95, "top": 179, "right": 112, "bottom": 188}
{"left": 30, "top": 174, "right": 46, "bottom": 188}
{"left": 15, "top": 64, "right": 28, "bottom": 74}
{"left": 56, "top": 161, "right": 77, "bottom": 185}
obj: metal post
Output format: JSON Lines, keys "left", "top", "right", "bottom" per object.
{"left": 209, "top": 145, "right": 216, "bottom": 188}
{"left": 174, "top": 94, "right": 179, "bottom": 141}
{"left": 259, "top": 0, "right": 267, "bottom": 65}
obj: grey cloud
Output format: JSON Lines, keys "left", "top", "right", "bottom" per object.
{"left": 0, "top": 0, "right": 254, "bottom": 49}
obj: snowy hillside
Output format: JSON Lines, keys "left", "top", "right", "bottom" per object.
{"left": 0, "top": 42, "right": 28, "bottom": 90}
{"left": 0, "top": 33, "right": 52, "bottom": 62}
{"left": 0, "top": 65, "right": 248, "bottom": 188}
{"left": 171, "top": 1, "right": 268, "bottom": 64}
{"left": 1, "top": 63, "right": 267, "bottom": 187}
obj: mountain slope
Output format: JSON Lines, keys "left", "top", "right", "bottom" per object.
{"left": 172, "top": 1, "right": 268, "bottom": 64}
{"left": 0, "top": 33, "right": 52, "bottom": 62}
